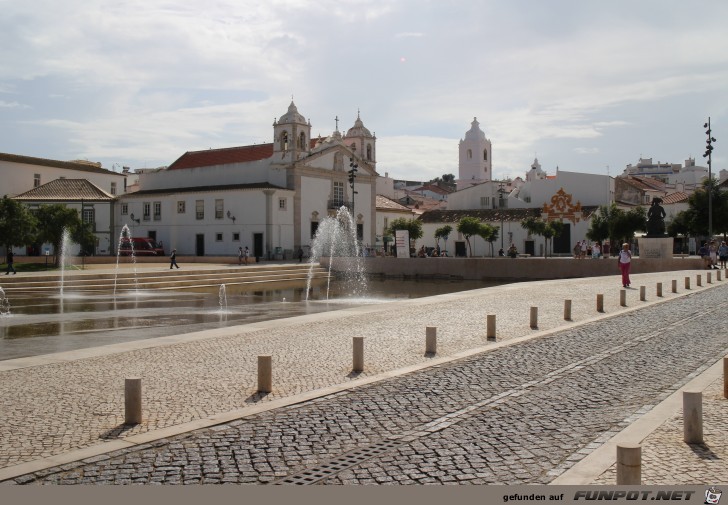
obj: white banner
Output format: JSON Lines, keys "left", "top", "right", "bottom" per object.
{"left": 395, "top": 230, "right": 410, "bottom": 258}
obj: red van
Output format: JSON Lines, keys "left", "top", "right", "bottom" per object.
{"left": 118, "top": 237, "right": 165, "bottom": 256}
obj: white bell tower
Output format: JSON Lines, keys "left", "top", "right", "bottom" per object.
{"left": 272, "top": 101, "right": 311, "bottom": 163}
{"left": 457, "top": 117, "right": 492, "bottom": 189}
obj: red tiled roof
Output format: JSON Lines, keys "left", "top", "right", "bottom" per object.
{"left": 168, "top": 144, "right": 274, "bottom": 170}
{"left": 376, "top": 195, "right": 413, "bottom": 212}
{"left": 662, "top": 192, "right": 689, "bottom": 204}
{"left": 13, "top": 179, "right": 114, "bottom": 201}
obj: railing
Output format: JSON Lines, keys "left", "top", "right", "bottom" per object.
{"left": 327, "top": 200, "right": 352, "bottom": 210}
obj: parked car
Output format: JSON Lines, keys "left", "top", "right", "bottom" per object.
{"left": 118, "top": 237, "right": 165, "bottom": 256}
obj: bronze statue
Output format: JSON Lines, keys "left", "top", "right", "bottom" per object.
{"left": 645, "top": 197, "right": 667, "bottom": 237}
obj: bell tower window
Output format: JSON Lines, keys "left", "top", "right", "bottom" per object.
{"left": 281, "top": 131, "right": 289, "bottom": 151}
{"left": 298, "top": 132, "right": 306, "bottom": 150}
{"left": 483, "top": 149, "right": 488, "bottom": 161}
{"left": 467, "top": 149, "right": 472, "bottom": 159}
{"left": 366, "top": 144, "right": 372, "bottom": 161}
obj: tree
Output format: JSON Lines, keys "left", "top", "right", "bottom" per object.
{"left": 434, "top": 225, "right": 453, "bottom": 254}
{"left": 676, "top": 179, "right": 728, "bottom": 237}
{"left": 521, "top": 217, "right": 564, "bottom": 258}
{"left": 587, "top": 204, "right": 646, "bottom": 255}
{"left": 386, "top": 217, "right": 423, "bottom": 255}
{"left": 478, "top": 222, "right": 499, "bottom": 257}
{"left": 0, "top": 196, "right": 37, "bottom": 251}
{"left": 34, "top": 204, "right": 87, "bottom": 265}
{"left": 456, "top": 216, "right": 482, "bottom": 257}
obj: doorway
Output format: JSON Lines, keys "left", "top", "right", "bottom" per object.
{"left": 196, "top": 234, "right": 205, "bottom": 256}
{"left": 253, "top": 233, "right": 264, "bottom": 260}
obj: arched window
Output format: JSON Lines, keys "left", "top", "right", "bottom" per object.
{"left": 350, "top": 143, "right": 357, "bottom": 152}
{"left": 467, "top": 149, "right": 472, "bottom": 159}
{"left": 299, "top": 132, "right": 306, "bottom": 150}
{"left": 280, "top": 131, "right": 289, "bottom": 151}
{"left": 366, "top": 144, "right": 372, "bottom": 161}
{"left": 483, "top": 149, "right": 488, "bottom": 161}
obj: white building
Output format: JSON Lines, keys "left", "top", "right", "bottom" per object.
{"left": 622, "top": 157, "right": 709, "bottom": 186}
{"left": 116, "top": 102, "right": 378, "bottom": 258}
{"left": 456, "top": 117, "right": 492, "bottom": 190}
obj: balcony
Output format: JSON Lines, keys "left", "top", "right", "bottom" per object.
{"left": 327, "top": 200, "right": 352, "bottom": 211}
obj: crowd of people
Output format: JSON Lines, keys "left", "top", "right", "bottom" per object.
{"left": 573, "top": 240, "right": 609, "bottom": 259}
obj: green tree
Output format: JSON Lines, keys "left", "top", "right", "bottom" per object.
{"left": 386, "top": 217, "right": 424, "bottom": 255}
{"left": 456, "top": 216, "right": 482, "bottom": 257}
{"left": 434, "top": 225, "right": 453, "bottom": 254}
{"left": 0, "top": 196, "right": 37, "bottom": 251}
{"left": 587, "top": 204, "right": 646, "bottom": 255}
{"left": 477, "top": 222, "right": 499, "bottom": 257}
{"left": 676, "top": 179, "right": 728, "bottom": 237}
{"left": 34, "top": 204, "right": 87, "bottom": 265}
{"left": 521, "top": 217, "right": 564, "bottom": 258}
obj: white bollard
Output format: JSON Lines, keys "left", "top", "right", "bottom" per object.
{"left": 596, "top": 294, "right": 604, "bottom": 313}
{"left": 656, "top": 282, "right": 663, "bottom": 297}
{"left": 352, "top": 337, "right": 364, "bottom": 372}
{"left": 718, "top": 270, "right": 722, "bottom": 281}
{"left": 258, "top": 355, "right": 272, "bottom": 393}
{"left": 616, "top": 444, "right": 641, "bottom": 485}
{"left": 707, "top": 272, "right": 712, "bottom": 284}
{"left": 671, "top": 279, "right": 677, "bottom": 293}
{"left": 425, "top": 326, "right": 437, "bottom": 355}
{"left": 639, "top": 286, "right": 646, "bottom": 301}
{"left": 620, "top": 289, "right": 626, "bottom": 307}
{"left": 530, "top": 306, "right": 538, "bottom": 329}
{"left": 697, "top": 274, "right": 702, "bottom": 287}
{"left": 564, "top": 300, "right": 572, "bottom": 321}
{"left": 685, "top": 277, "right": 690, "bottom": 290}
{"left": 124, "top": 378, "right": 142, "bottom": 425}
{"left": 683, "top": 391, "right": 704, "bottom": 444}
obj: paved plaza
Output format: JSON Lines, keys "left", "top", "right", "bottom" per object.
{"left": 0, "top": 268, "right": 726, "bottom": 485}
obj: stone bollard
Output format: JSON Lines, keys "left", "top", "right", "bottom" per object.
{"left": 616, "top": 444, "right": 641, "bottom": 485}
{"left": 707, "top": 272, "right": 712, "bottom": 284}
{"left": 685, "top": 277, "right": 691, "bottom": 290}
{"left": 639, "top": 286, "right": 646, "bottom": 302}
{"left": 671, "top": 279, "right": 677, "bottom": 293}
{"left": 697, "top": 274, "right": 702, "bottom": 287}
{"left": 352, "top": 337, "right": 364, "bottom": 373}
{"left": 425, "top": 327, "right": 437, "bottom": 355}
{"left": 724, "top": 356, "right": 728, "bottom": 399}
{"left": 718, "top": 270, "right": 722, "bottom": 281}
{"left": 124, "top": 378, "right": 142, "bottom": 425}
{"left": 656, "top": 282, "right": 663, "bottom": 298}
{"left": 596, "top": 294, "right": 604, "bottom": 313}
{"left": 619, "top": 289, "right": 626, "bottom": 307}
{"left": 486, "top": 315, "right": 496, "bottom": 341}
{"left": 683, "top": 391, "right": 704, "bottom": 444}
{"left": 564, "top": 300, "right": 572, "bottom": 321}
{"left": 530, "top": 307, "right": 538, "bottom": 329}
{"left": 258, "top": 355, "right": 272, "bottom": 393}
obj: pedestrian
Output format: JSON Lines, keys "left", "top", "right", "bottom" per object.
{"left": 618, "top": 242, "right": 632, "bottom": 288}
{"left": 238, "top": 246, "right": 243, "bottom": 265}
{"left": 698, "top": 242, "right": 710, "bottom": 269}
{"left": 719, "top": 241, "right": 728, "bottom": 269}
{"left": 580, "top": 239, "right": 587, "bottom": 259}
{"left": 709, "top": 240, "right": 718, "bottom": 269}
{"left": 592, "top": 242, "right": 601, "bottom": 259}
{"left": 170, "top": 248, "right": 180, "bottom": 269}
{"left": 243, "top": 246, "right": 250, "bottom": 265}
{"left": 297, "top": 247, "right": 304, "bottom": 263}
{"left": 5, "top": 250, "right": 16, "bottom": 275}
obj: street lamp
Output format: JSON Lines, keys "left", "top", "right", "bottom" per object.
{"left": 129, "top": 213, "right": 140, "bottom": 224}
{"left": 348, "top": 159, "right": 358, "bottom": 216}
{"left": 497, "top": 182, "right": 506, "bottom": 249}
{"left": 703, "top": 118, "right": 717, "bottom": 240}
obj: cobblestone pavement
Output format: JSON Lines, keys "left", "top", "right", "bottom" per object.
{"left": 9, "top": 278, "right": 728, "bottom": 485}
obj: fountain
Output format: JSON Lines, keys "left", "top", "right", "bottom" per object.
{"left": 305, "top": 206, "right": 367, "bottom": 300}
{"left": 114, "top": 225, "right": 138, "bottom": 296}
{"left": 59, "top": 228, "right": 71, "bottom": 299}
{"left": 0, "top": 287, "right": 10, "bottom": 316}
{"left": 218, "top": 284, "right": 228, "bottom": 312}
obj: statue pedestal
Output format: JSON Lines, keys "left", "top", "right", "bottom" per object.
{"left": 638, "top": 237, "right": 673, "bottom": 259}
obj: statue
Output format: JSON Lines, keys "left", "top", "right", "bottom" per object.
{"left": 645, "top": 197, "right": 667, "bottom": 237}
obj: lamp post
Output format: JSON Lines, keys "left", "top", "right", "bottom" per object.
{"left": 498, "top": 182, "right": 506, "bottom": 249}
{"left": 703, "top": 118, "right": 716, "bottom": 240}
{"left": 348, "top": 159, "right": 358, "bottom": 216}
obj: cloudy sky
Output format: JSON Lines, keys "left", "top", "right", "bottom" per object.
{"left": 1, "top": 0, "right": 726, "bottom": 182}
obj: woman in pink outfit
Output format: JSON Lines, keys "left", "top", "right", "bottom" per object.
{"left": 618, "top": 243, "right": 632, "bottom": 288}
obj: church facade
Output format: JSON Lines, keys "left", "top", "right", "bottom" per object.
{"left": 116, "top": 102, "right": 378, "bottom": 258}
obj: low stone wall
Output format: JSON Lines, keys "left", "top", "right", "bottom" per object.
{"left": 322, "top": 256, "right": 705, "bottom": 281}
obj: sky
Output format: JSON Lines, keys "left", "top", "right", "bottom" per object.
{"left": 1, "top": 0, "right": 727, "bottom": 183}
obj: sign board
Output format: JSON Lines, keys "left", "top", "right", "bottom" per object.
{"left": 395, "top": 230, "right": 410, "bottom": 258}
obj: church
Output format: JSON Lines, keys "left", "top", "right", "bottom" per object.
{"left": 117, "top": 102, "right": 378, "bottom": 259}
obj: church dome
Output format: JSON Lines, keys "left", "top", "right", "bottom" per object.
{"left": 345, "top": 112, "right": 373, "bottom": 138}
{"left": 278, "top": 101, "right": 307, "bottom": 125}
{"left": 463, "top": 117, "right": 486, "bottom": 142}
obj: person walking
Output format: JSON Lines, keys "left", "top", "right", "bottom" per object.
{"left": 238, "top": 246, "right": 244, "bottom": 265}
{"left": 5, "top": 250, "right": 16, "bottom": 275}
{"left": 719, "top": 241, "right": 728, "bottom": 269}
{"left": 169, "top": 248, "right": 180, "bottom": 269}
{"left": 297, "top": 247, "right": 304, "bottom": 263}
{"left": 243, "top": 246, "right": 250, "bottom": 265}
{"left": 618, "top": 242, "right": 632, "bottom": 288}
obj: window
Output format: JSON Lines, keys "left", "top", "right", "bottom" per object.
{"left": 196, "top": 200, "right": 204, "bottom": 220}
{"left": 333, "top": 181, "right": 344, "bottom": 206}
{"left": 215, "top": 199, "right": 224, "bottom": 219}
{"left": 350, "top": 143, "right": 357, "bottom": 153}
{"left": 298, "top": 132, "right": 306, "bottom": 150}
{"left": 153, "top": 202, "right": 161, "bottom": 220}
{"left": 143, "top": 202, "right": 151, "bottom": 221}
{"left": 121, "top": 203, "right": 128, "bottom": 215}
{"left": 233, "top": 232, "right": 240, "bottom": 241}
{"left": 215, "top": 233, "right": 223, "bottom": 242}
{"left": 280, "top": 131, "right": 288, "bottom": 151}
{"left": 311, "top": 221, "right": 319, "bottom": 238}
{"left": 34, "top": 174, "right": 41, "bottom": 187}
{"left": 524, "top": 196, "right": 531, "bottom": 203}
{"left": 467, "top": 149, "right": 472, "bottom": 160}
{"left": 480, "top": 196, "right": 490, "bottom": 207}
{"left": 356, "top": 223, "right": 364, "bottom": 241}
{"left": 82, "top": 208, "right": 95, "bottom": 225}
{"left": 366, "top": 144, "right": 372, "bottom": 161}
{"left": 483, "top": 149, "right": 488, "bottom": 161}
{"left": 110, "top": 182, "right": 117, "bottom": 195}
{"left": 279, "top": 198, "right": 286, "bottom": 210}
{"left": 177, "top": 201, "right": 185, "bottom": 213}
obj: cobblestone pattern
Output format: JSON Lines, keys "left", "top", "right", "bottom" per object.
{"left": 14, "top": 283, "right": 728, "bottom": 485}
{"left": 0, "top": 272, "right": 697, "bottom": 468}
{"left": 594, "top": 378, "right": 728, "bottom": 485}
